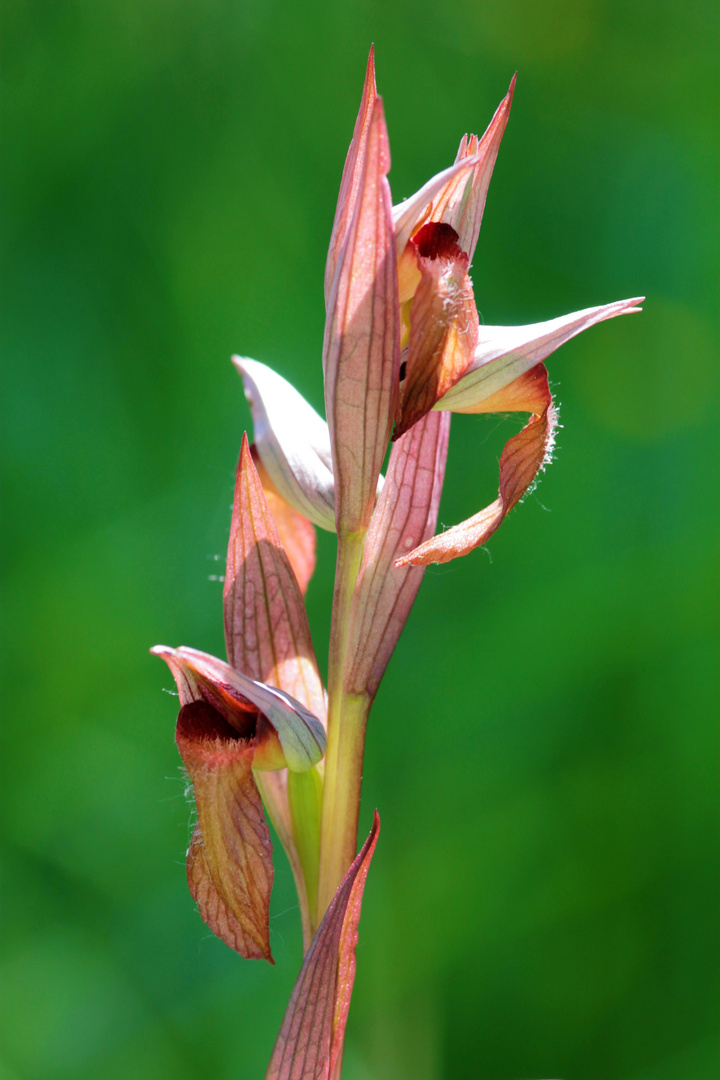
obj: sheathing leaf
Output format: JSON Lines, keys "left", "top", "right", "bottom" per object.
{"left": 345, "top": 411, "right": 450, "bottom": 698}
{"left": 266, "top": 813, "right": 380, "bottom": 1080}
{"left": 323, "top": 98, "right": 401, "bottom": 535}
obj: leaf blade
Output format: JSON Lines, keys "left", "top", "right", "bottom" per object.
{"left": 266, "top": 813, "right": 380, "bottom": 1080}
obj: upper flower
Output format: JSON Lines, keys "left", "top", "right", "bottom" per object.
{"left": 238, "top": 50, "right": 642, "bottom": 568}
{"left": 152, "top": 436, "right": 327, "bottom": 960}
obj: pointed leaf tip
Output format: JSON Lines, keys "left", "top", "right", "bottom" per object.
{"left": 324, "top": 96, "right": 400, "bottom": 535}
{"left": 265, "top": 813, "right": 380, "bottom": 1080}
{"left": 325, "top": 48, "right": 378, "bottom": 303}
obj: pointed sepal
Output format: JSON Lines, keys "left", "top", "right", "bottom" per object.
{"left": 436, "top": 297, "right": 644, "bottom": 413}
{"left": 430, "top": 74, "right": 515, "bottom": 262}
{"left": 323, "top": 94, "right": 401, "bottom": 535}
{"left": 265, "top": 813, "right": 380, "bottom": 1080}
{"left": 392, "top": 76, "right": 515, "bottom": 266}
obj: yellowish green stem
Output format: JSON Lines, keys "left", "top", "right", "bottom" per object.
{"left": 287, "top": 766, "right": 323, "bottom": 934}
{"left": 317, "top": 531, "right": 369, "bottom": 921}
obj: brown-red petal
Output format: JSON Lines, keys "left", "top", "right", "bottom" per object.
{"left": 395, "top": 222, "right": 479, "bottom": 439}
{"left": 396, "top": 365, "right": 557, "bottom": 566}
{"left": 177, "top": 700, "right": 274, "bottom": 961}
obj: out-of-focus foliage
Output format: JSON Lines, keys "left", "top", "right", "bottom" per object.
{"left": 1, "top": 1, "right": 718, "bottom": 1078}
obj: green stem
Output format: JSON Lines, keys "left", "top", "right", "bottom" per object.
{"left": 316, "top": 532, "right": 369, "bottom": 920}
{"left": 287, "top": 766, "right": 323, "bottom": 935}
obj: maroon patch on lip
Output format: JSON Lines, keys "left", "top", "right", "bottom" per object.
{"left": 412, "top": 221, "right": 465, "bottom": 262}
{"left": 177, "top": 699, "right": 254, "bottom": 743}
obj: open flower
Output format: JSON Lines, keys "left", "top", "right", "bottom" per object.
{"left": 236, "top": 52, "right": 642, "bottom": 571}
{"left": 152, "top": 50, "right": 644, "bottom": 1080}
{"left": 152, "top": 436, "right": 327, "bottom": 958}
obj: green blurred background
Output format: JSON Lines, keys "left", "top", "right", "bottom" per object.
{"left": 2, "top": 1, "right": 718, "bottom": 1077}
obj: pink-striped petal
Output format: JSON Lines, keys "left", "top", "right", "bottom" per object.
{"left": 323, "top": 97, "right": 400, "bottom": 535}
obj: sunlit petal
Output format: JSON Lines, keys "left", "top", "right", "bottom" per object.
{"left": 435, "top": 297, "right": 644, "bottom": 413}
{"left": 234, "top": 356, "right": 337, "bottom": 531}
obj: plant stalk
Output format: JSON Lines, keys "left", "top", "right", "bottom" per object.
{"left": 316, "top": 531, "right": 368, "bottom": 921}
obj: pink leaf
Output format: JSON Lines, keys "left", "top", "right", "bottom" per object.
{"left": 323, "top": 95, "right": 401, "bottom": 535}
{"left": 345, "top": 411, "right": 450, "bottom": 698}
{"left": 225, "top": 433, "right": 326, "bottom": 722}
{"left": 325, "top": 48, "right": 377, "bottom": 304}
{"left": 266, "top": 813, "right": 380, "bottom": 1080}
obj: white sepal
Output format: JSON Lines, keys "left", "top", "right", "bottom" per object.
{"left": 233, "top": 357, "right": 337, "bottom": 531}
{"left": 435, "top": 298, "right": 644, "bottom": 413}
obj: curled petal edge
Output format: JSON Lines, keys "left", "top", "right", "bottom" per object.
{"left": 396, "top": 364, "right": 557, "bottom": 566}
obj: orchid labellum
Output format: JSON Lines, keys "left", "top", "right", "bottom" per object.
{"left": 152, "top": 47, "right": 641, "bottom": 1079}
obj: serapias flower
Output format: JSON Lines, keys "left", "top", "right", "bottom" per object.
{"left": 152, "top": 436, "right": 328, "bottom": 958}
{"left": 236, "top": 51, "right": 642, "bottom": 569}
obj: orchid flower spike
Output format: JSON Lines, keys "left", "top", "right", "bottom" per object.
{"left": 152, "top": 48, "right": 643, "bottom": 1080}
